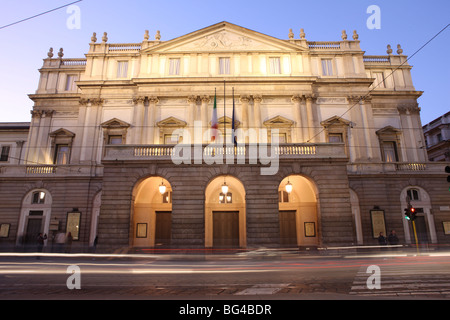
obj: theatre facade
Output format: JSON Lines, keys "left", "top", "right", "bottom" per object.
{"left": 0, "top": 22, "right": 448, "bottom": 252}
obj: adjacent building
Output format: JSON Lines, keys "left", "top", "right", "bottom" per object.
{"left": 423, "top": 111, "right": 450, "bottom": 162}
{"left": 0, "top": 22, "right": 448, "bottom": 252}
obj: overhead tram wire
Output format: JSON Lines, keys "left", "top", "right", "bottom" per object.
{"left": 306, "top": 22, "right": 450, "bottom": 144}
{"left": 0, "top": 0, "right": 83, "bottom": 30}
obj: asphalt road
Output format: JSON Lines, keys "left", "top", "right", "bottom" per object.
{"left": 1, "top": 248, "right": 450, "bottom": 302}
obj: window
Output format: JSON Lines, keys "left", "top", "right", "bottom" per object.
{"left": 321, "top": 59, "right": 333, "bottom": 76}
{"left": 271, "top": 132, "right": 287, "bottom": 143}
{"left": 169, "top": 58, "right": 180, "bottom": 75}
{"left": 437, "top": 133, "right": 443, "bottom": 142}
{"left": 117, "top": 61, "right": 128, "bottom": 78}
{"left": 162, "top": 191, "right": 172, "bottom": 204}
{"left": 0, "top": 146, "right": 10, "bottom": 162}
{"left": 219, "top": 57, "right": 230, "bottom": 74}
{"left": 373, "top": 72, "right": 385, "bottom": 88}
{"left": 407, "top": 189, "right": 420, "bottom": 201}
{"left": 108, "top": 135, "right": 123, "bottom": 145}
{"left": 65, "top": 75, "right": 78, "bottom": 91}
{"left": 278, "top": 190, "right": 290, "bottom": 203}
{"left": 382, "top": 141, "right": 399, "bottom": 162}
{"left": 32, "top": 191, "right": 46, "bottom": 204}
{"left": 164, "top": 134, "right": 179, "bottom": 145}
{"left": 54, "top": 144, "right": 70, "bottom": 164}
{"left": 328, "top": 133, "right": 343, "bottom": 143}
{"left": 269, "top": 57, "right": 281, "bottom": 74}
{"left": 219, "top": 192, "right": 232, "bottom": 204}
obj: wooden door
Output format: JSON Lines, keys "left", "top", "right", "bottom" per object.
{"left": 155, "top": 211, "right": 172, "bottom": 246}
{"left": 213, "top": 211, "right": 239, "bottom": 248}
{"left": 279, "top": 210, "right": 297, "bottom": 246}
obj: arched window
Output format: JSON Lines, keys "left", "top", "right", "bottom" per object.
{"left": 407, "top": 188, "right": 420, "bottom": 201}
{"left": 32, "top": 191, "right": 46, "bottom": 204}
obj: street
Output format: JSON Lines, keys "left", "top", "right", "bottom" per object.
{"left": 1, "top": 248, "right": 450, "bottom": 302}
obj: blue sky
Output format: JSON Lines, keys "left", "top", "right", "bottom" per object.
{"left": 0, "top": 0, "right": 449, "bottom": 124}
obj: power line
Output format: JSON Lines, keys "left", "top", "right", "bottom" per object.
{"left": 0, "top": 0, "right": 83, "bottom": 30}
{"left": 306, "top": 22, "right": 450, "bottom": 143}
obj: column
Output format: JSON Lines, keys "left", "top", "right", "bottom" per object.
{"left": 305, "top": 95, "right": 315, "bottom": 142}
{"left": 291, "top": 95, "right": 303, "bottom": 142}
{"left": 132, "top": 96, "right": 145, "bottom": 144}
{"left": 359, "top": 97, "right": 373, "bottom": 159}
{"left": 187, "top": 96, "right": 197, "bottom": 140}
{"left": 25, "top": 110, "right": 42, "bottom": 164}
{"left": 240, "top": 95, "right": 250, "bottom": 143}
{"left": 146, "top": 96, "right": 158, "bottom": 144}
{"left": 37, "top": 110, "right": 54, "bottom": 164}
{"left": 201, "top": 96, "right": 210, "bottom": 143}
{"left": 253, "top": 95, "right": 262, "bottom": 129}
{"left": 90, "top": 98, "right": 103, "bottom": 163}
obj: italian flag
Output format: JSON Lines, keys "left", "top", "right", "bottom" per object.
{"left": 211, "top": 89, "right": 218, "bottom": 142}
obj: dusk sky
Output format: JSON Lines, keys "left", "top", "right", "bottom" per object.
{"left": 0, "top": 0, "right": 448, "bottom": 125}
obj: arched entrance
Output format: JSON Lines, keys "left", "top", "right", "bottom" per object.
{"left": 205, "top": 175, "right": 246, "bottom": 248}
{"left": 17, "top": 189, "right": 52, "bottom": 249}
{"left": 400, "top": 186, "right": 436, "bottom": 244}
{"left": 278, "top": 175, "right": 319, "bottom": 247}
{"left": 132, "top": 177, "right": 172, "bottom": 248}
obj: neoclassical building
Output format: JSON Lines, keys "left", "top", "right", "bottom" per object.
{"left": 0, "top": 22, "right": 448, "bottom": 252}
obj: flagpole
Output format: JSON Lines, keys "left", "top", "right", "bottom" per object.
{"left": 223, "top": 80, "right": 226, "bottom": 145}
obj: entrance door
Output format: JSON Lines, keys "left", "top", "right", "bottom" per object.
{"left": 155, "top": 211, "right": 171, "bottom": 246}
{"left": 279, "top": 210, "right": 297, "bottom": 246}
{"left": 213, "top": 211, "right": 239, "bottom": 248}
{"left": 24, "top": 217, "right": 42, "bottom": 250}
{"left": 413, "top": 216, "right": 429, "bottom": 244}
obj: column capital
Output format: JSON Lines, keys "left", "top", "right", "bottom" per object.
{"left": 240, "top": 95, "right": 250, "bottom": 103}
{"left": 201, "top": 95, "right": 210, "bottom": 103}
{"left": 291, "top": 94, "right": 303, "bottom": 103}
{"left": 187, "top": 95, "right": 199, "bottom": 104}
{"left": 253, "top": 95, "right": 263, "bottom": 103}
{"left": 148, "top": 96, "right": 159, "bottom": 104}
{"left": 132, "top": 96, "right": 146, "bottom": 104}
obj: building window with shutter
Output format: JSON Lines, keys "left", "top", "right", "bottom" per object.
{"left": 269, "top": 57, "right": 281, "bottom": 74}
{"left": 219, "top": 57, "right": 230, "bottom": 74}
{"left": 321, "top": 59, "right": 333, "bottom": 76}
{"left": 117, "top": 61, "right": 128, "bottom": 78}
{"left": 0, "top": 146, "right": 10, "bottom": 162}
{"left": 65, "top": 75, "right": 78, "bottom": 91}
{"left": 54, "top": 144, "right": 70, "bottom": 165}
{"left": 169, "top": 58, "right": 180, "bottom": 75}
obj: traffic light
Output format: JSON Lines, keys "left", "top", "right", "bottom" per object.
{"left": 446, "top": 166, "right": 450, "bottom": 192}
{"left": 404, "top": 205, "right": 417, "bottom": 221}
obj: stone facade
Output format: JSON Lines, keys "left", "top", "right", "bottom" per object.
{"left": 0, "top": 22, "right": 448, "bottom": 252}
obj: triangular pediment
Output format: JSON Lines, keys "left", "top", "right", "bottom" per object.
{"left": 157, "top": 116, "right": 187, "bottom": 127}
{"left": 263, "top": 115, "right": 294, "bottom": 127}
{"left": 321, "top": 115, "right": 351, "bottom": 127}
{"left": 100, "top": 118, "right": 130, "bottom": 128}
{"left": 142, "top": 21, "right": 304, "bottom": 54}
{"left": 49, "top": 128, "right": 75, "bottom": 137}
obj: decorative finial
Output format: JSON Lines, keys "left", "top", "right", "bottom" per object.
{"left": 352, "top": 30, "right": 359, "bottom": 40}
{"left": 397, "top": 44, "right": 403, "bottom": 55}
{"left": 288, "top": 28, "right": 294, "bottom": 39}
{"left": 155, "top": 30, "right": 161, "bottom": 41}
{"left": 47, "top": 47, "right": 54, "bottom": 58}
{"left": 102, "top": 32, "right": 108, "bottom": 43}
{"left": 91, "top": 32, "right": 97, "bottom": 43}
{"left": 57, "top": 48, "right": 64, "bottom": 58}
{"left": 144, "top": 30, "right": 149, "bottom": 41}
{"left": 300, "top": 28, "right": 306, "bottom": 40}
{"left": 341, "top": 30, "right": 347, "bottom": 40}
{"left": 386, "top": 44, "right": 393, "bottom": 54}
